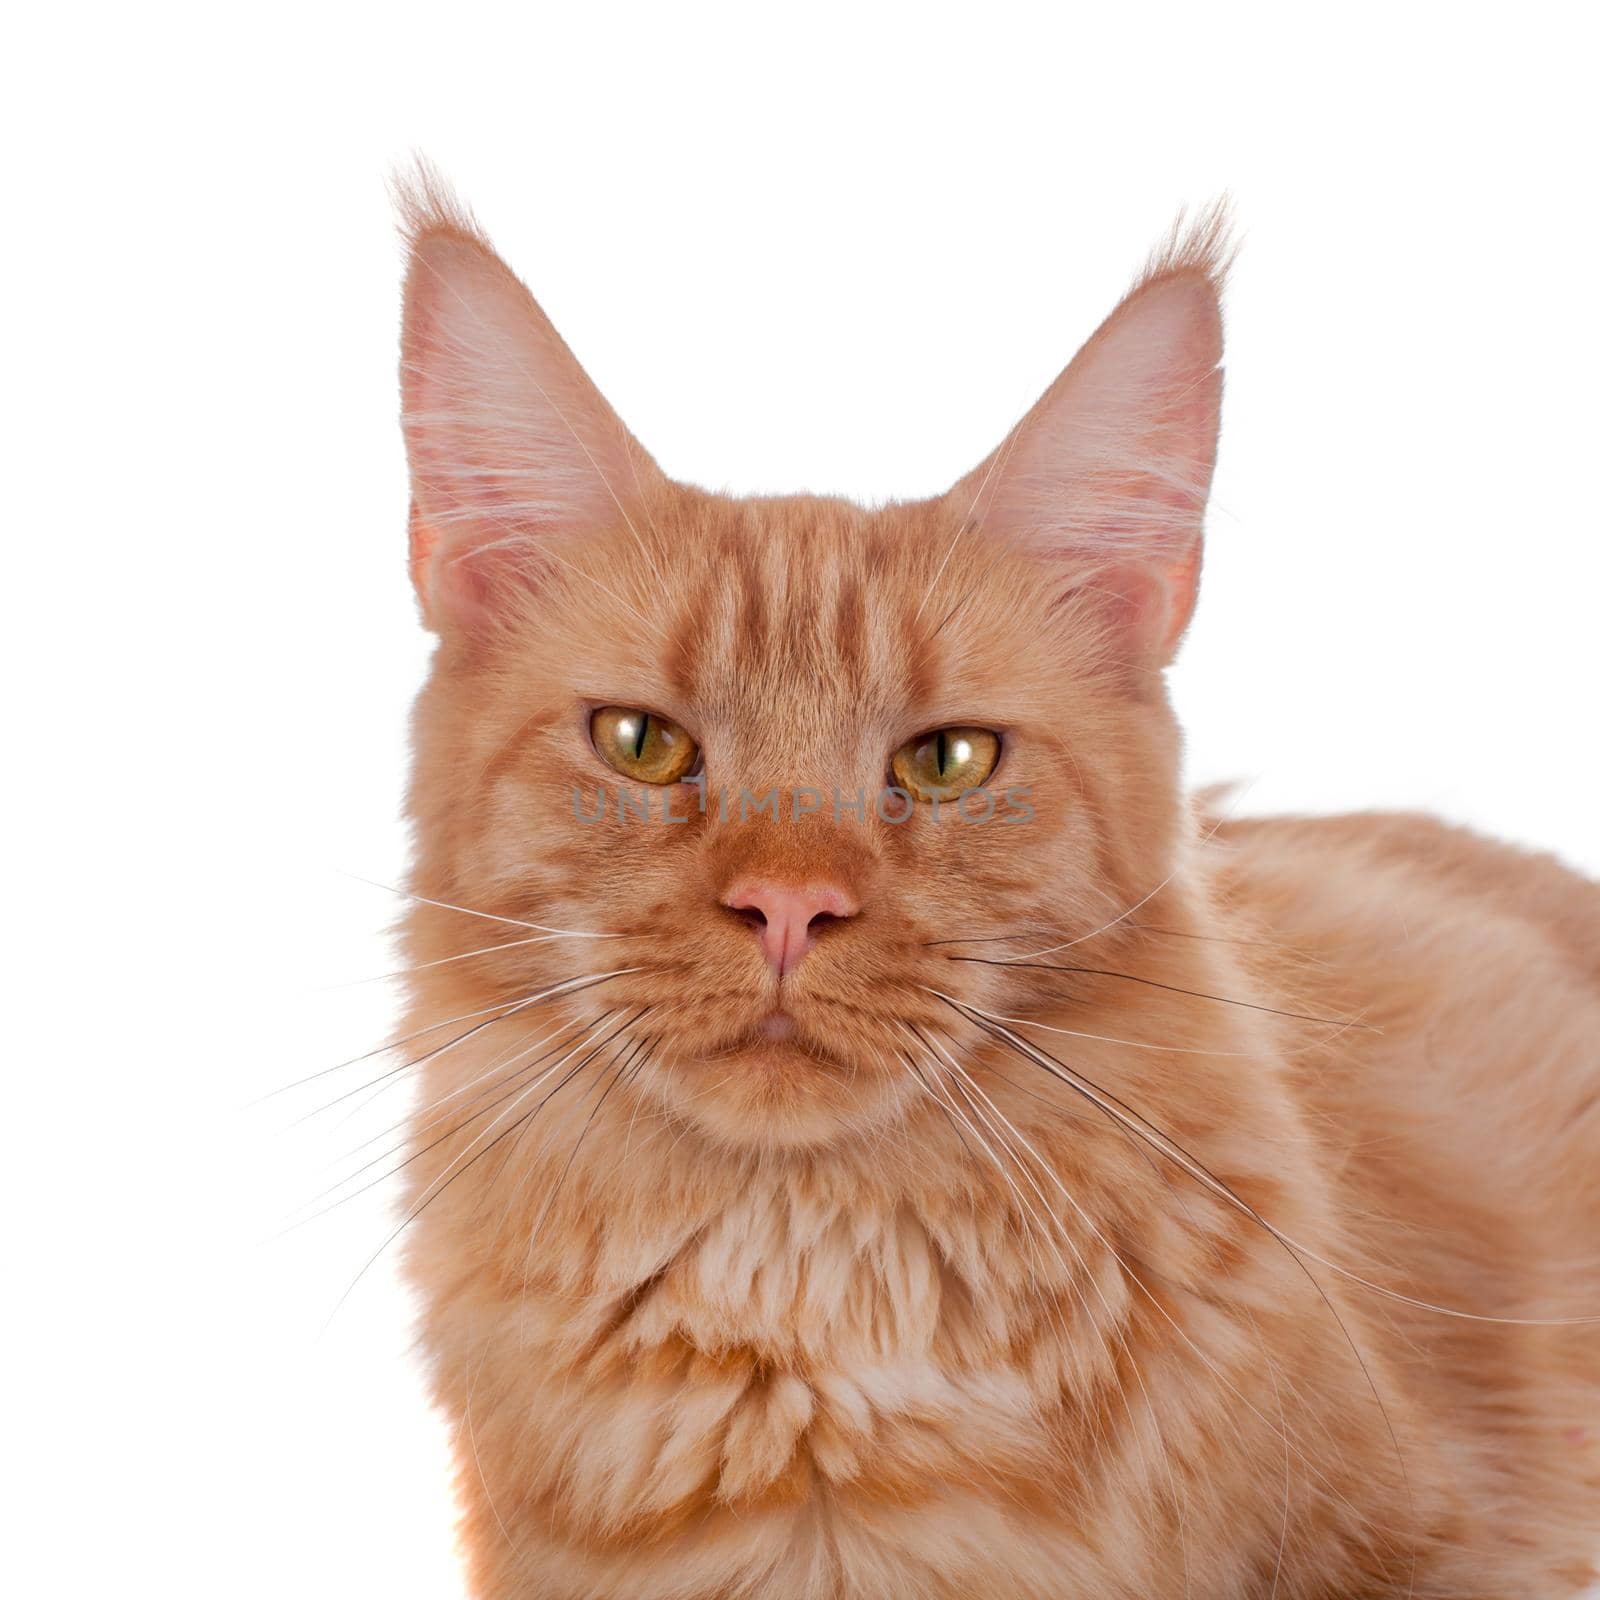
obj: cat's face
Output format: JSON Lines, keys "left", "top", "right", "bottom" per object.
{"left": 399, "top": 186, "right": 1224, "bottom": 1151}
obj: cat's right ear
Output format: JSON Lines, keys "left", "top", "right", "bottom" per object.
{"left": 397, "top": 173, "right": 662, "bottom": 630}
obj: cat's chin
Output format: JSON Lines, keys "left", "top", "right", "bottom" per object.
{"left": 644, "top": 1015, "right": 915, "bottom": 1152}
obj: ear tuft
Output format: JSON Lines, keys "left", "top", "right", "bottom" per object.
{"left": 1133, "top": 196, "right": 1238, "bottom": 302}
{"left": 390, "top": 155, "right": 490, "bottom": 256}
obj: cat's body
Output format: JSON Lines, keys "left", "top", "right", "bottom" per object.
{"left": 391, "top": 182, "right": 1598, "bottom": 1597}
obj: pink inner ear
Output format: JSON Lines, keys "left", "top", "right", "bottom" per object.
{"left": 1157, "top": 540, "right": 1203, "bottom": 656}
{"left": 408, "top": 499, "right": 531, "bottom": 629}
{"left": 1059, "top": 554, "right": 1200, "bottom": 673}
{"left": 399, "top": 216, "right": 662, "bottom": 630}
{"left": 942, "top": 226, "right": 1228, "bottom": 665}
{"left": 407, "top": 503, "right": 438, "bottom": 625}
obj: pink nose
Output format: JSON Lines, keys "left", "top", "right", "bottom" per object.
{"left": 721, "top": 879, "right": 859, "bottom": 977}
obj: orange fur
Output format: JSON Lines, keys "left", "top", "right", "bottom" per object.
{"left": 391, "top": 180, "right": 1599, "bottom": 1597}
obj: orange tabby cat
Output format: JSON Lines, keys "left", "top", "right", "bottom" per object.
{"left": 391, "top": 177, "right": 1598, "bottom": 1598}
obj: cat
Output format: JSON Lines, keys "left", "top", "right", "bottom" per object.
{"left": 389, "top": 173, "right": 1599, "bottom": 1598}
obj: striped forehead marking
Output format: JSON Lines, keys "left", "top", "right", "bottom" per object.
{"left": 662, "top": 526, "right": 936, "bottom": 717}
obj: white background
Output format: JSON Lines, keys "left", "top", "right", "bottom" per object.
{"left": 5, "top": 4, "right": 1596, "bottom": 1596}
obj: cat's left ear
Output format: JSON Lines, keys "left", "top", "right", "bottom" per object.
{"left": 944, "top": 208, "right": 1231, "bottom": 665}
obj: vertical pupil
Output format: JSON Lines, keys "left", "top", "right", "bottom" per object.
{"left": 935, "top": 729, "right": 947, "bottom": 776}
{"left": 634, "top": 715, "right": 650, "bottom": 761}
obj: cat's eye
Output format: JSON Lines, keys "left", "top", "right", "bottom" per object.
{"left": 890, "top": 726, "right": 1001, "bottom": 802}
{"left": 590, "top": 706, "right": 700, "bottom": 785}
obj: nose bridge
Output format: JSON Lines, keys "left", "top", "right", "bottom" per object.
{"left": 708, "top": 788, "right": 880, "bottom": 904}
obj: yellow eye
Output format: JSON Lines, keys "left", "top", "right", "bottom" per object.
{"left": 590, "top": 707, "right": 699, "bottom": 785}
{"left": 890, "top": 726, "right": 1001, "bottom": 802}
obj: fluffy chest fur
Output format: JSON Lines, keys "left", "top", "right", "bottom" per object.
{"left": 411, "top": 1149, "right": 1265, "bottom": 1599}
{"left": 401, "top": 948, "right": 1431, "bottom": 1600}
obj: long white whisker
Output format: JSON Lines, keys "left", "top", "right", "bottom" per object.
{"left": 339, "top": 1010, "right": 599, "bottom": 1158}
{"left": 929, "top": 1020, "right": 1366, "bottom": 1530}
{"left": 258, "top": 994, "right": 535, "bottom": 1104}
{"left": 924, "top": 1032, "right": 1195, "bottom": 1598}
{"left": 342, "top": 873, "right": 621, "bottom": 937}
{"left": 948, "top": 995, "right": 1600, "bottom": 1329}
{"left": 330, "top": 930, "right": 619, "bottom": 990}
{"left": 921, "top": 986, "right": 1258, "bottom": 1058}
{"left": 291, "top": 1010, "right": 618, "bottom": 1221}
{"left": 323, "top": 1011, "right": 637, "bottom": 1328}
{"left": 300, "top": 967, "right": 645, "bottom": 1127}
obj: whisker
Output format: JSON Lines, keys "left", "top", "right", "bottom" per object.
{"left": 943, "top": 954, "right": 1369, "bottom": 1030}
{"left": 321, "top": 1011, "right": 604, "bottom": 1189}
{"left": 895, "top": 1049, "right": 980, "bottom": 1167}
{"left": 324, "top": 1003, "right": 613, "bottom": 1140}
{"left": 289, "top": 1002, "right": 544, "bottom": 1128}
{"left": 942, "top": 993, "right": 1600, "bottom": 1329}
{"left": 321, "top": 1009, "right": 645, "bottom": 1328}
{"left": 920, "top": 985, "right": 1260, "bottom": 1058}
{"left": 916, "top": 1027, "right": 1197, "bottom": 1595}
{"left": 893, "top": 1035, "right": 1095, "bottom": 1404}
{"left": 999, "top": 794, "right": 1256, "bottom": 961}
{"left": 341, "top": 872, "right": 622, "bottom": 937}
{"left": 329, "top": 930, "right": 623, "bottom": 990}
{"left": 287, "top": 1011, "right": 621, "bottom": 1226}
{"left": 256, "top": 994, "right": 534, "bottom": 1103}
{"left": 490, "top": 1023, "right": 659, "bottom": 1229}
{"left": 616, "top": 1040, "right": 662, "bottom": 1163}
{"left": 290, "top": 968, "right": 643, "bottom": 1124}
{"left": 519, "top": 1019, "right": 654, "bottom": 1265}
{"left": 923, "top": 1015, "right": 1382, "bottom": 1539}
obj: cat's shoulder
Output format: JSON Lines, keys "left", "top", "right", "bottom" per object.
{"left": 1201, "top": 803, "right": 1600, "bottom": 985}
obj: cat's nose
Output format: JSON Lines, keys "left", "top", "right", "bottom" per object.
{"left": 720, "top": 879, "right": 859, "bottom": 977}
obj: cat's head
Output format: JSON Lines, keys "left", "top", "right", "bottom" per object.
{"left": 398, "top": 179, "right": 1227, "bottom": 1151}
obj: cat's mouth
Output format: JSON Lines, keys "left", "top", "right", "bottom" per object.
{"left": 758, "top": 1011, "right": 797, "bottom": 1041}
{"left": 701, "top": 1007, "right": 849, "bottom": 1070}
{"left": 648, "top": 997, "right": 921, "bottom": 1146}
